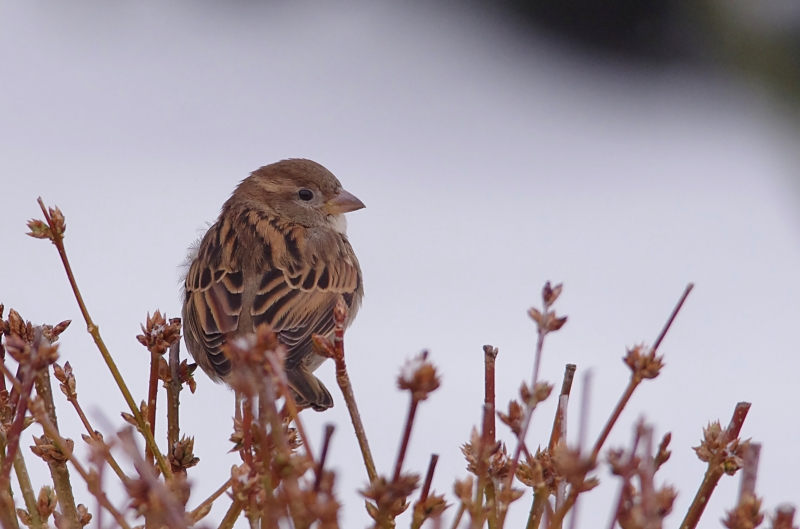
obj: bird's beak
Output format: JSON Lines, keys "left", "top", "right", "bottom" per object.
{"left": 324, "top": 189, "right": 365, "bottom": 215}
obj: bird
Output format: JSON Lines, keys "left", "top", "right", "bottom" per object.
{"left": 181, "top": 159, "right": 364, "bottom": 411}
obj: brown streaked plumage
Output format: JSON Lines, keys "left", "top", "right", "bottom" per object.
{"left": 182, "top": 159, "right": 364, "bottom": 411}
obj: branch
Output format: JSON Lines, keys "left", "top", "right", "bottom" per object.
{"left": 680, "top": 402, "right": 752, "bottom": 529}
{"left": 166, "top": 321, "right": 182, "bottom": 450}
{"left": 32, "top": 198, "right": 172, "bottom": 479}
{"left": 34, "top": 370, "right": 79, "bottom": 528}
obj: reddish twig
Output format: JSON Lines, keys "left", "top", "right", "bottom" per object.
{"left": 773, "top": 505, "right": 797, "bottom": 529}
{"left": 592, "top": 284, "right": 693, "bottom": 463}
{"left": 145, "top": 349, "right": 159, "bottom": 465}
{"left": 166, "top": 318, "right": 182, "bottom": 450}
{"left": 483, "top": 345, "right": 498, "bottom": 527}
{"left": 739, "top": 443, "right": 761, "bottom": 500}
{"left": 314, "top": 424, "right": 335, "bottom": 492}
{"left": 393, "top": 395, "right": 420, "bottom": 482}
{"left": 549, "top": 364, "right": 577, "bottom": 451}
{"left": 32, "top": 199, "right": 172, "bottom": 478}
{"left": 314, "top": 299, "right": 376, "bottom": 482}
{"left": 188, "top": 478, "right": 232, "bottom": 523}
{"left": 680, "top": 402, "right": 752, "bottom": 529}
{"left": 483, "top": 345, "right": 498, "bottom": 445}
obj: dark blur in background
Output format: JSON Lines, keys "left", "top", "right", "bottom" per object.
{"left": 2, "top": 1, "right": 799, "bottom": 528}
{"left": 500, "top": 0, "right": 800, "bottom": 103}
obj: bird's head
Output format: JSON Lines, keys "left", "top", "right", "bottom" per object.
{"left": 230, "top": 159, "right": 365, "bottom": 232}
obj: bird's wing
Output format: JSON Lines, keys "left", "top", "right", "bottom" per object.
{"left": 249, "top": 219, "right": 361, "bottom": 369}
{"left": 183, "top": 211, "right": 361, "bottom": 379}
{"left": 183, "top": 220, "right": 245, "bottom": 379}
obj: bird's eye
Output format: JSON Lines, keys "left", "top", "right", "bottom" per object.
{"left": 298, "top": 189, "right": 314, "bottom": 201}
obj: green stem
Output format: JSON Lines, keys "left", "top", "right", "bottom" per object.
{"left": 37, "top": 198, "right": 172, "bottom": 479}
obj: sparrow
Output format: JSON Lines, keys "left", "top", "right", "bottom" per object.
{"left": 182, "top": 159, "right": 364, "bottom": 411}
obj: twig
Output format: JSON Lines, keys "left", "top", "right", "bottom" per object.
{"left": 652, "top": 283, "right": 694, "bottom": 353}
{"left": 526, "top": 364, "right": 577, "bottom": 529}
{"left": 606, "top": 426, "right": 643, "bottom": 529}
{"left": 549, "top": 364, "right": 577, "bottom": 451}
{"left": 34, "top": 369, "right": 80, "bottom": 528}
{"left": 393, "top": 395, "right": 419, "bottom": 483}
{"left": 483, "top": 346, "right": 498, "bottom": 445}
{"left": 264, "top": 353, "right": 315, "bottom": 462}
{"left": 411, "top": 454, "right": 441, "bottom": 529}
{"left": 420, "top": 454, "right": 439, "bottom": 503}
{"left": 218, "top": 500, "right": 244, "bottom": 529}
{"left": 166, "top": 321, "right": 182, "bottom": 450}
{"left": 526, "top": 494, "right": 549, "bottom": 529}
{"left": 680, "top": 402, "right": 752, "bottom": 529}
{"left": 321, "top": 299, "right": 377, "bottom": 482}
{"left": 773, "top": 505, "right": 797, "bottom": 529}
{"left": 188, "top": 478, "right": 232, "bottom": 523}
{"left": 739, "top": 443, "right": 761, "bottom": 500}
{"left": 592, "top": 284, "right": 693, "bottom": 463}
{"left": 116, "top": 427, "right": 188, "bottom": 529}
{"left": 314, "top": 424, "right": 335, "bottom": 492}
{"left": 590, "top": 378, "right": 639, "bottom": 464}
{"left": 33, "top": 198, "right": 172, "bottom": 479}
{"left": 12, "top": 447, "right": 42, "bottom": 529}
{"left": 30, "top": 397, "right": 132, "bottom": 529}
{"left": 145, "top": 349, "right": 159, "bottom": 467}
{"left": 0, "top": 339, "right": 41, "bottom": 490}
{"left": 504, "top": 313, "right": 548, "bottom": 493}
{"left": 241, "top": 399, "right": 254, "bottom": 468}
{"left": 567, "top": 370, "right": 593, "bottom": 529}
{"left": 63, "top": 384, "right": 129, "bottom": 483}
{"left": 482, "top": 346, "right": 498, "bottom": 529}
{"left": 638, "top": 426, "right": 657, "bottom": 527}
{"left": 449, "top": 503, "right": 466, "bottom": 529}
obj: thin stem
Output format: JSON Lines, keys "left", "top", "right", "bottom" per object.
{"left": 638, "top": 427, "right": 657, "bottom": 525}
{"left": 505, "top": 325, "right": 547, "bottom": 493}
{"left": 12, "top": 448, "right": 42, "bottom": 529}
{"left": 593, "top": 284, "right": 694, "bottom": 464}
{"left": 521, "top": 364, "right": 577, "bottom": 529}
{"left": 392, "top": 396, "right": 419, "bottom": 482}
{"left": 218, "top": 500, "right": 244, "bottom": 529}
{"left": 241, "top": 400, "right": 254, "bottom": 468}
{"left": 483, "top": 346, "right": 498, "bottom": 529}
{"left": 526, "top": 492, "right": 548, "bottom": 529}
{"left": 591, "top": 377, "right": 640, "bottom": 463}
{"left": 31, "top": 399, "right": 132, "bottom": 529}
{"left": 328, "top": 300, "right": 377, "bottom": 482}
{"left": 449, "top": 503, "right": 466, "bottom": 529}
{"left": 549, "top": 364, "right": 577, "bottom": 450}
{"left": 145, "top": 350, "right": 159, "bottom": 465}
{"left": 606, "top": 427, "right": 643, "bottom": 529}
{"left": 264, "top": 354, "right": 314, "bottom": 461}
{"left": 773, "top": 505, "right": 797, "bottom": 529}
{"left": 483, "top": 345, "right": 498, "bottom": 445}
{"left": 189, "top": 478, "right": 232, "bottom": 523}
{"left": 548, "top": 488, "right": 578, "bottom": 529}
{"left": 166, "top": 322, "right": 182, "bottom": 451}
{"left": 420, "top": 454, "right": 439, "bottom": 502}
{"left": 680, "top": 402, "right": 751, "bottom": 529}
{"left": 36, "top": 198, "right": 172, "bottom": 479}
{"left": 0, "top": 358, "right": 38, "bottom": 489}
{"left": 738, "top": 443, "right": 761, "bottom": 500}
{"left": 411, "top": 454, "right": 440, "bottom": 529}
{"left": 66, "top": 392, "right": 129, "bottom": 483}
{"left": 652, "top": 283, "right": 694, "bottom": 353}
{"left": 34, "top": 369, "right": 80, "bottom": 528}
{"left": 314, "top": 425, "right": 335, "bottom": 492}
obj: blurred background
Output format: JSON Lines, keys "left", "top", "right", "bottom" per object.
{"left": 1, "top": 1, "right": 799, "bottom": 527}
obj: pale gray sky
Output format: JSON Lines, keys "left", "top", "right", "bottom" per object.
{"left": 1, "top": 1, "right": 799, "bottom": 528}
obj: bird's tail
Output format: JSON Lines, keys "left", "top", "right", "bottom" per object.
{"left": 286, "top": 365, "right": 334, "bottom": 412}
